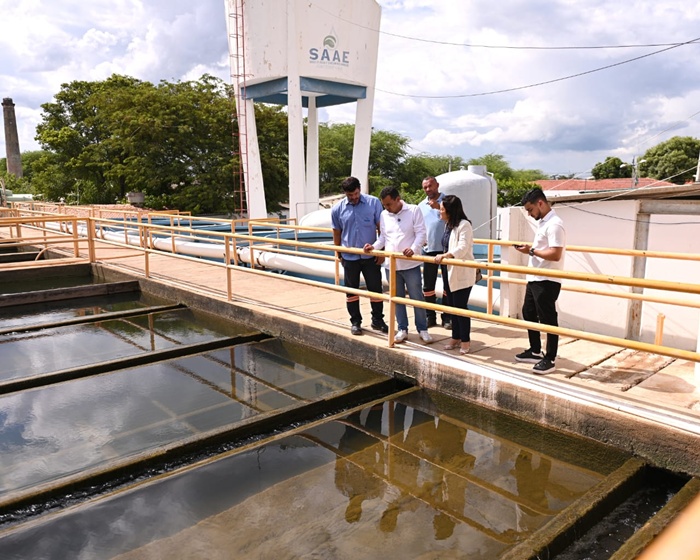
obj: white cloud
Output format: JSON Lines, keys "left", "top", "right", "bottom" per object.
{"left": 2, "top": 0, "right": 700, "bottom": 175}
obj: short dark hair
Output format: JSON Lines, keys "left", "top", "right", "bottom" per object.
{"left": 379, "top": 186, "right": 400, "bottom": 200}
{"left": 340, "top": 176, "right": 361, "bottom": 193}
{"left": 521, "top": 188, "right": 548, "bottom": 206}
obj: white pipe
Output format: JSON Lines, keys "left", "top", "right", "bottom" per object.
{"left": 56, "top": 222, "right": 500, "bottom": 311}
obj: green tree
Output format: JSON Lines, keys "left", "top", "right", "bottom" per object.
{"left": 32, "top": 74, "right": 295, "bottom": 213}
{"left": 467, "top": 154, "right": 515, "bottom": 181}
{"left": 318, "top": 123, "right": 354, "bottom": 195}
{"left": 496, "top": 178, "right": 538, "bottom": 207}
{"left": 34, "top": 75, "right": 138, "bottom": 204}
{"left": 255, "top": 103, "right": 290, "bottom": 212}
{"left": 366, "top": 129, "right": 409, "bottom": 193}
{"left": 317, "top": 124, "right": 412, "bottom": 197}
{"left": 641, "top": 136, "right": 700, "bottom": 184}
{"left": 514, "top": 168, "right": 548, "bottom": 183}
{"left": 591, "top": 156, "right": 632, "bottom": 179}
{"left": 396, "top": 154, "right": 466, "bottom": 195}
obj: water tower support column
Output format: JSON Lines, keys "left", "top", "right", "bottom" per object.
{"left": 287, "top": 0, "right": 307, "bottom": 221}
{"left": 350, "top": 88, "right": 375, "bottom": 194}
{"left": 241, "top": 98, "right": 267, "bottom": 218}
{"left": 306, "top": 97, "right": 320, "bottom": 205}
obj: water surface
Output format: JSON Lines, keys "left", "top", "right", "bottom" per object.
{"left": 0, "top": 391, "right": 629, "bottom": 559}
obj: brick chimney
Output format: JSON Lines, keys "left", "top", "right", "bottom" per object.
{"left": 2, "top": 98, "right": 23, "bottom": 177}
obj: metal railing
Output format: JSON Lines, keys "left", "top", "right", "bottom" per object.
{"left": 3, "top": 208, "right": 700, "bottom": 363}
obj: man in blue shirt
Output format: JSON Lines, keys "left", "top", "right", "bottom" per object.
{"left": 419, "top": 176, "right": 449, "bottom": 329}
{"left": 332, "top": 177, "right": 388, "bottom": 335}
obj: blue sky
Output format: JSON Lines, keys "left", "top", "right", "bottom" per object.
{"left": 1, "top": 0, "right": 699, "bottom": 178}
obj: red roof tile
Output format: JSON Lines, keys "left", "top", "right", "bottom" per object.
{"left": 534, "top": 178, "right": 677, "bottom": 192}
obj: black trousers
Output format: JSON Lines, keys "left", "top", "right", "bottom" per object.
{"left": 441, "top": 264, "right": 472, "bottom": 342}
{"left": 423, "top": 253, "right": 447, "bottom": 322}
{"left": 522, "top": 280, "right": 562, "bottom": 360}
{"left": 343, "top": 257, "right": 384, "bottom": 326}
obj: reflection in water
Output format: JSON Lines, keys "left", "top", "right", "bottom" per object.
{"left": 0, "top": 339, "right": 384, "bottom": 499}
{"left": 0, "top": 392, "right": 628, "bottom": 559}
{"left": 0, "top": 292, "right": 151, "bottom": 331}
{"left": 323, "top": 397, "right": 616, "bottom": 548}
{"left": 0, "top": 309, "right": 234, "bottom": 383}
{"left": 336, "top": 408, "right": 385, "bottom": 524}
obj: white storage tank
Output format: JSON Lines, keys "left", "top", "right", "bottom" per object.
{"left": 436, "top": 166, "right": 498, "bottom": 240}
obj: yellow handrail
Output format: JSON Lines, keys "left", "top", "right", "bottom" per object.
{"left": 3, "top": 209, "right": 700, "bottom": 362}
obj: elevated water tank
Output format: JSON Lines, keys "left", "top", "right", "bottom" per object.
{"left": 436, "top": 166, "right": 497, "bottom": 239}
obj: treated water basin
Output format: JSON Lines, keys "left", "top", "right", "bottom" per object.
{"left": 0, "top": 274, "right": 104, "bottom": 295}
{"left": 0, "top": 308, "right": 245, "bottom": 383}
{"left": 0, "top": 390, "right": 630, "bottom": 559}
{"left": 0, "top": 339, "right": 385, "bottom": 498}
{"left": 0, "top": 292, "right": 167, "bottom": 331}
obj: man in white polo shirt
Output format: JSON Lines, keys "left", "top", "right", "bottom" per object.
{"left": 513, "top": 188, "right": 566, "bottom": 374}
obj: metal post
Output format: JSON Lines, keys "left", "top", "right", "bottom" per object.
{"left": 225, "top": 236, "right": 233, "bottom": 301}
{"left": 654, "top": 314, "right": 665, "bottom": 346}
{"left": 626, "top": 203, "right": 650, "bottom": 341}
{"left": 388, "top": 255, "right": 397, "bottom": 347}
{"left": 486, "top": 243, "right": 494, "bottom": 314}
{"left": 72, "top": 218, "right": 79, "bottom": 257}
{"left": 87, "top": 218, "right": 96, "bottom": 262}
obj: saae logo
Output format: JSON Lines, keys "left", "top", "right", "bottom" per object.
{"left": 309, "top": 30, "right": 350, "bottom": 66}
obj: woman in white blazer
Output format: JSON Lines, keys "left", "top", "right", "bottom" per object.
{"left": 434, "top": 195, "right": 476, "bottom": 354}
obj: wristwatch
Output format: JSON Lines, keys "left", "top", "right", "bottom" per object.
{"left": 529, "top": 248, "right": 535, "bottom": 257}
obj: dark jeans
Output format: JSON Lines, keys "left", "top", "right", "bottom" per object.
{"left": 522, "top": 280, "right": 562, "bottom": 360}
{"left": 441, "top": 264, "right": 472, "bottom": 342}
{"left": 343, "top": 257, "right": 384, "bottom": 326}
{"left": 423, "top": 253, "right": 447, "bottom": 323}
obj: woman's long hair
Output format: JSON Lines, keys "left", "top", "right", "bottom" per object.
{"left": 442, "top": 194, "right": 470, "bottom": 229}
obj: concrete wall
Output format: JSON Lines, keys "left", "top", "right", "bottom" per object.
{"left": 643, "top": 213, "right": 700, "bottom": 349}
{"left": 500, "top": 199, "right": 700, "bottom": 350}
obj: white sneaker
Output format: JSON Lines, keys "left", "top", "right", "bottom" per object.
{"left": 419, "top": 330, "right": 433, "bottom": 344}
{"left": 394, "top": 329, "right": 408, "bottom": 343}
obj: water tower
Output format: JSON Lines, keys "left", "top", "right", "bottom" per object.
{"left": 225, "top": 0, "right": 381, "bottom": 219}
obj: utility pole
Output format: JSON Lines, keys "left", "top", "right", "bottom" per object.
{"left": 2, "top": 98, "right": 23, "bottom": 177}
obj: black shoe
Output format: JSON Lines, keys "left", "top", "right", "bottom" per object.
{"left": 441, "top": 321, "right": 452, "bottom": 330}
{"left": 532, "top": 358, "right": 555, "bottom": 374}
{"left": 515, "top": 349, "right": 544, "bottom": 363}
{"left": 371, "top": 321, "right": 389, "bottom": 333}
{"left": 351, "top": 324, "right": 363, "bottom": 335}
{"left": 426, "top": 316, "right": 437, "bottom": 328}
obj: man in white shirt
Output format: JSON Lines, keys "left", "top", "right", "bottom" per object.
{"left": 513, "top": 188, "right": 566, "bottom": 374}
{"left": 364, "top": 186, "right": 433, "bottom": 344}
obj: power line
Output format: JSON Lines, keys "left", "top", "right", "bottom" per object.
{"left": 375, "top": 37, "right": 700, "bottom": 99}
{"left": 634, "top": 108, "right": 700, "bottom": 150}
{"left": 309, "top": 1, "right": 696, "bottom": 51}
